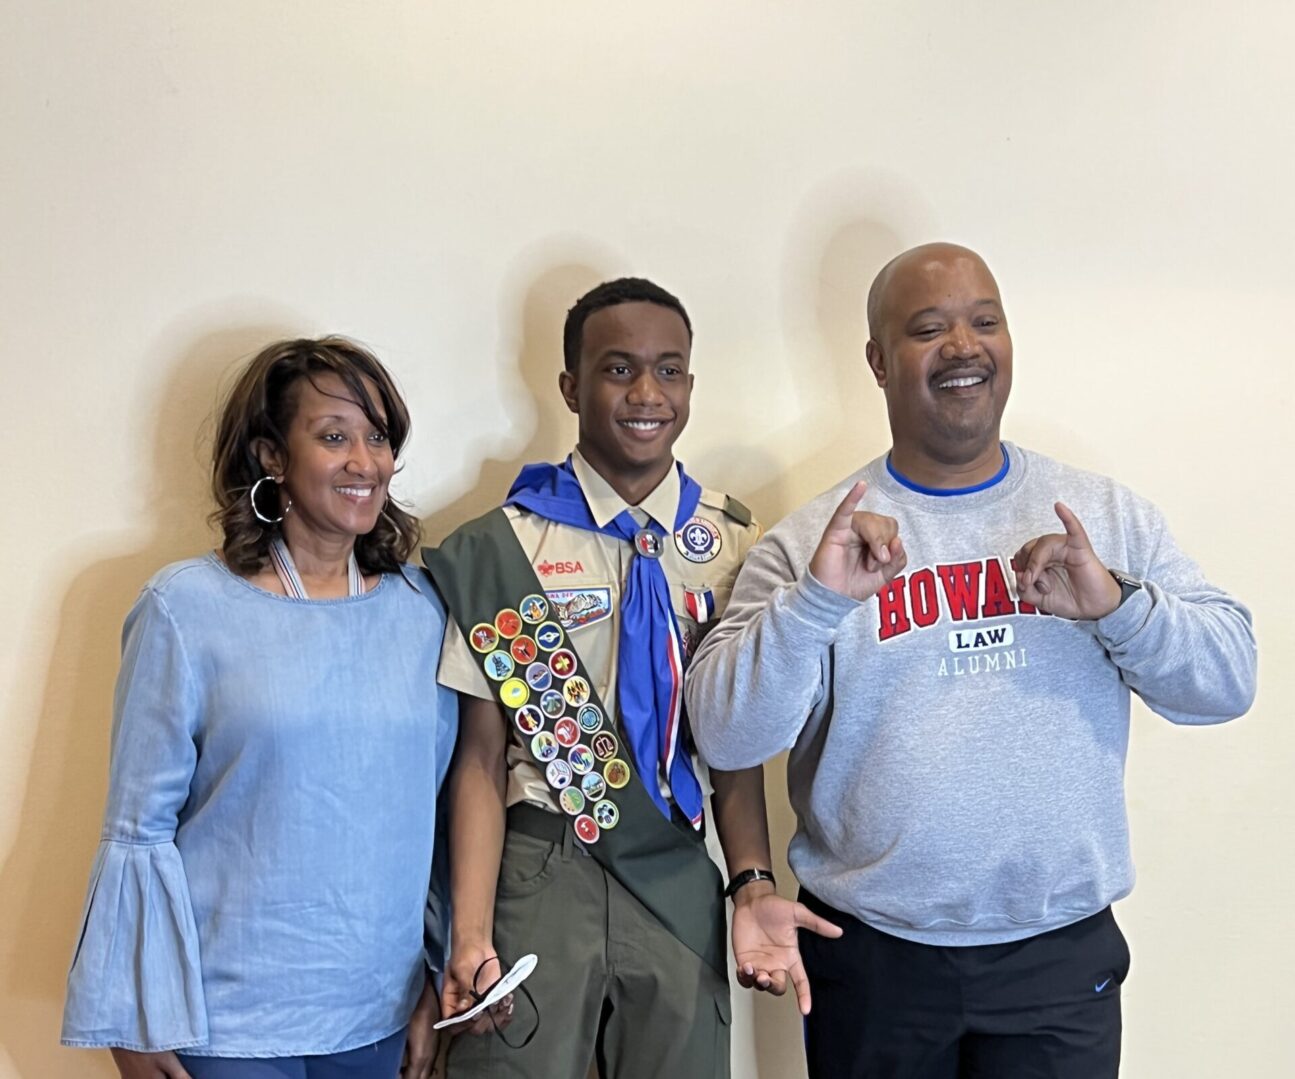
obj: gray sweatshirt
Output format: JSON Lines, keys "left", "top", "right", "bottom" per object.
{"left": 686, "top": 444, "right": 1256, "bottom": 945}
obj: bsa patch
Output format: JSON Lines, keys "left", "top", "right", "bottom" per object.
{"left": 554, "top": 717, "right": 580, "bottom": 748}
{"left": 577, "top": 704, "right": 604, "bottom": 734}
{"left": 559, "top": 788, "right": 586, "bottom": 816}
{"left": 546, "top": 759, "right": 572, "bottom": 789}
{"left": 514, "top": 705, "right": 544, "bottom": 735}
{"left": 675, "top": 517, "right": 722, "bottom": 564}
{"left": 593, "top": 799, "right": 619, "bottom": 829}
{"left": 548, "top": 649, "right": 577, "bottom": 678}
{"left": 469, "top": 623, "right": 499, "bottom": 653}
{"left": 520, "top": 594, "right": 549, "bottom": 625}
{"left": 568, "top": 745, "right": 595, "bottom": 775}
{"left": 495, "top": 609, "right": 522, "bottom": 639}
{"left": 510, "top": 636, "right": 538, "bottom": 664}
{"left": 562, "top": 676, "right": 591, "bottom": 707}
{"left": 581, "top": 772, "right": 606, "bottom": 801}
{"left": 499, "top": 678, "right": 529, "bottom": 709}
{"left": 535, "top": 622, "right": 564, "bottom": 652}
{"left": 574, "top": 815, "right": 600, "bottom": 844}
{"left": 483, "top": 650, "right": 515, "bottom": 681}
{"left": 604, "top": 759, "right": 630, "bottom": 789}
{"left": 525, "top": 662, "right": 552, "bottom": 691}
{"left": 530, "top": 730, "right": 558, "bottom": 763}
{"left": 540, "top": 690, "right": 566, "bottom": 719}
{"left": 590, "top": 731, "right": 618, "bottom": 762}
{"left": 545, "top": 588, "right": 612, "bottom": 632}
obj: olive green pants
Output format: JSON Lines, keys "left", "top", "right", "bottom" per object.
{"left": 446, "top": 826, "right": 731, "bottom": 1079}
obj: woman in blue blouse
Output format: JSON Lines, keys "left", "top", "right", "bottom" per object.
{"left": 61, "top": 338, "right": 458, "bottom": 1079}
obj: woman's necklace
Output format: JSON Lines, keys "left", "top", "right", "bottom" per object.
{"left": 269, "top": 536, "right": 365, "bottom": 598}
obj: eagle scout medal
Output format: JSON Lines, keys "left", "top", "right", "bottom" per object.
{"left": 604, "top": 759, "right": 630, "bottom": 788}
{"left": 525, "top": 662, "right": 552, "bottom": 691}
{"left": 520, "top": 594, "right": 549, "bottom": 624}
{"left": 499, "top": 678, "right": 529, "bottom": 709}
{"left": 483, "top": 650, "right": 515, "bottom": 680}
{"left": 469, "top": 623, "right": 499, "bottom": 653}
{"left": 530, "top": 730, "right": 558, "bottom": 762}
{"left": 574, "top": 815, "right": 600, "bottom": 843}
{"left": 535, "top": 622, "right": 563, "bottom": 651}
{"left": 593, "top": 799, "right": 619, "bottom": 829}
{"left": 495, "top": 609, "right": 522, "bottom": 639}
{"left": 546, "top": 759, "right": 572, "bottom": 789}
{"left": 559, "top": 788, "right": 585, "bottom": 816}
{"left": 675, "top": 516, "right": 722, "bottom": 564}
{"left": 568, "top": 744, "right": 595, "bottom": 775}
{"left": 683, "top": 588, "right": 716, "bottom": 625}
{"left": 514, "top": 705, "right": 543, "bottom": 735}
{"left": 510, "top": 636, "right": 538, "bottom": 664}
{"left": 562, "top": 676, "right": 591, "bottom": 707}
{"left": 633, "top": 528, "right": 664, "bottom": 559}
{"left": 540, "top": 690, "right": 566, "bottom": 718}
{"left": 577, "top": 704, "right": 603, "bottom": 734}
{"left": 591, "top": 731, "right": 618, "bottom": 762}
{"left": 554, "top": 717, "right": 580, "bottom": 748}
{"left": 581, "top": 772, "right": 606, "bottom": 801}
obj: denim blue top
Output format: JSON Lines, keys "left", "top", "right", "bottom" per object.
{"left": 61, "top": 554, "right": 458, "bottom": 1057}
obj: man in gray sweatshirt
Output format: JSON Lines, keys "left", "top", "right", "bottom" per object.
{"left": 685, "top": 242, "right": 1257, "bottom": 1078}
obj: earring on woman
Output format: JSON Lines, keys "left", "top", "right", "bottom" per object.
{"left": 250, "top": 475, "right": 291, "bottom": 525}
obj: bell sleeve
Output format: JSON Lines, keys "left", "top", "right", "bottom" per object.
{"left": 61, "top": 586, "right": 208, "bottom": 1051}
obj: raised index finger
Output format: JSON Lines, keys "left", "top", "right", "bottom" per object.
{"left": 825, "top": 481, "right": 869, "bottom": 535}
{"left": 1054, "top": 501, "right": 1092, "bottom": 548}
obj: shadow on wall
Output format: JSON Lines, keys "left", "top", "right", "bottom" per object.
{"left": 0, "top": 321, "right": 296, "bottom": 1079}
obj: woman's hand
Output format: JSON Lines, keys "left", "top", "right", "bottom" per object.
{"left": 110, "top": 1048, "right": 193, "bottom": 1079}
{"left": 401, "top": 975, "right": 442, "bottom": 1078}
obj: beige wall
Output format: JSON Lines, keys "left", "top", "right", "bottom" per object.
{"left": 3, "top": 3, "right": 1292, "bottom": 1076}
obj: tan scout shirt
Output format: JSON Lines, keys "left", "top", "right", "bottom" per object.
{"left": 439, "top": 449, "right": 761, "bottom": 813}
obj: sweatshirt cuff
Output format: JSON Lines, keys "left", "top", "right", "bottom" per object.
{"left": 1089, "top": 583, "right": 1154, "bottom": 647}
{"left": 784, "top": 569, "right": 863, "bottom": 634}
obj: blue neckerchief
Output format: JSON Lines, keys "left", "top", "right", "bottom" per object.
{"left": 507, "top": 456, "right": 704, "bottom": 824}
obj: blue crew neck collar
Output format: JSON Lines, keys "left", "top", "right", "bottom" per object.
{"left": 886, "top": 446, "right": 1010, "bottom": 497}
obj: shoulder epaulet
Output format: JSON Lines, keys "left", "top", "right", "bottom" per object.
{"left": 720, "top": 494, "right": 753, "bottom": 527}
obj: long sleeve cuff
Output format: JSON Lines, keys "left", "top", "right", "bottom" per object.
{"left": 1088, "top": 583, "right": 1155, "bottom": 647}
{"left": 61, "top": 839, "right": 208, "bottom": 1052}
{"left": 785, "top": 569, "right": 863, "bottom": 635}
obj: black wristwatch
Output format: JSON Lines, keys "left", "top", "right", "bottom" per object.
{"left": 1108, "top": 569, "right": 1143, "bottom": 607}
{"left": 725, "top": 868, "right": 776, "bottom": 899}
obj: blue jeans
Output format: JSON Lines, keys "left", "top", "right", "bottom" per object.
{"left": 178, "top": 1029, "right": 406, "bottom": 1079}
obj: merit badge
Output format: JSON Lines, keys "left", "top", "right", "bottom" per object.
{"left": 520, "top": 594, "right": 549, "bottom": 624}
{"left": 568, "top": 744, "right": 595, "bottom": 775}
{"left": 603, "top": 759, "right": 630, "bottom": 789}
{"left": 530, "top": 730, "right": 559, "bottom": 763}
{"left": 683, "top": 588, "right": 715, "bottom": 626}
{"left": 535, "top": 622, "right": 564, "bottom": 651}
{"left": 510, "top": 636, "right": 538, "bottom": 664}
{"left": 469, "top": 623, "right": 499, "bottom": 653}
{"left": 675, "top": 516, "right": 722, "bottom": 564}
{"left": 574, "top": 815, "right": 600, "bottom": 844}
{"left": 554, "top": 717, "right": 580, "bottom": 748}
{"left": 593, "top": 799, "right": 620, "bottom": 829}
{"left": 525, "top": 662, "right": 552, "bottom": 691}
{"left": 577, "top": 704, "right": 603, "bottom": 734}
{"left": 559, "top": 787, "right": 586, "bottom": 816}
{"left": 546, "top": 759, "right": 573, "bottom": 789}
{"left": 591, "top": 731, "right": 618, "bottom": 761}
{"left": 562, "top": 676, "right": 591, "bottom": 707}
{"left": 548, "top": 649, "right": 577, "bottom": 678}
{"left": 499, "top": 678, "right": 529, "bottom": 709}
{"left": 495, "top": 609, "right": 523, "bottom": 639}
{"left": 483, "top": 650, "right": 515, "bottom": 681}
{"left": 514, "top": 705, "right": 544, "bottom": 735}
{"left": 580, "top": 772, "right": 606, "bottom": 801}
{"left": 546, "top": 587, "right": 612, "bottom": 631}
{"left": 634, "top": 528, "right": 664, "bottom": 559}
{"left": 540, "top": 690, "right": 566, "bottom": 719}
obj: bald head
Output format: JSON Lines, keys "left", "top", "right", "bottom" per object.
{"left": 866, "top": 243, "right": 998, "bottom": 343}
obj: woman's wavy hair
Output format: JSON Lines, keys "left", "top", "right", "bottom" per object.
{"left": 210, "top": 336, "right": 419, "bottom": 576}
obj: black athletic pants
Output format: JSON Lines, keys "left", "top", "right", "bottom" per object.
{"left": 799, "top": 892, "right": 1130, "bottom": 1079}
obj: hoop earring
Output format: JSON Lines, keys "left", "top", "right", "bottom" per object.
{"left": 250, "top": 476, "right": 290, "bottom": 525}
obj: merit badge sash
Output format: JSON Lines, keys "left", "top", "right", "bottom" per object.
{"left": 423, "top": 509, "right": 726, "bottom": 976}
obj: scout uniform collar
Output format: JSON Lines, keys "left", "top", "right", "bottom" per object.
{"left": 569, "top": 447, "right": 681, "bottom": 533}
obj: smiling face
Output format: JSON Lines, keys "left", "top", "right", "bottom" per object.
{"left": 866, "top": 244, "right": 1012, "bottom": 466}
{"left": 258, "top": 372, "right": 395, "bottom": 545}
{"left": 559, "top": 300, "right": 693, "bottom": 496}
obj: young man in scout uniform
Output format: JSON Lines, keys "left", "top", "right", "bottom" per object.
{"left": 425, "top": 278, "right": 840, "bottom": 1078}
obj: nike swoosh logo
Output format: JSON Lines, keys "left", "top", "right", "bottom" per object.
{"left": 1094, "top": 978, "right": 1112, "bottom": 993}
